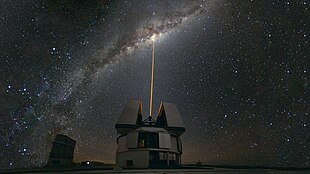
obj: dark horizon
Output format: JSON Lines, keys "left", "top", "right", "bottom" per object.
{"left": 1, "top": 162, "right": 310, "bottom": 172}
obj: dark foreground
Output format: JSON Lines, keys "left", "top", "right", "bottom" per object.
{"left": 1, "top": 165, "right": 309, "bottom": 174}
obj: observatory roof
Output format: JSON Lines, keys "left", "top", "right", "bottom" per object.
{"left": 115, "top": 100, "right": 143, "bottom": 134}
{"left": 115, "top": 100, "right": 185, "bottom": 136}
{"left": 156, "top": 102, "right": 185, "bottom": 136}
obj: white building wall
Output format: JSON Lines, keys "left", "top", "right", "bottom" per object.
{"left": 116, "top": 127, "right": 183, "bottom": 168}
{"left": 116, "top": 150, "right": 149, "bottom": 168}
{"left": 117, "top": 136, "right": 127, "bottom": 152}
{"left": 159, "top": 132, "right": 171, "bottom": 149}
{"left": 170, "top": 136, "right": 178, "bottom": 153}
{"left": 126, "top": 132, "right": 138, "bottom": 148}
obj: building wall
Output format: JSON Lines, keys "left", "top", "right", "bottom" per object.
{"left": 116, "top": 128, "right": 183, "bottom": 168}
{"left": 116, "top": 150, "right": 149, "bottom": 168}
{"left": 170, "top": 135, "right": 178, "bottom": 153}
{"left": 126, "top": 132, "right": 138, "bottom": 148}
{"left": 159, "top": 133, "right": 171, "bottom": 149}
{"left": 117, "top": 136, "right": 127, "bottom": 152}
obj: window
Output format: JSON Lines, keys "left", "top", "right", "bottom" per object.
{"left": 159, "top": 152, "right": 168, "bottom": 160}
{"left": 159, "top": 152, "right": 176, "bottom": 160}
{"left": 127, "top": 160, "right": 133, "bottom": 166}
{"left": 137, "top": 132, "right": 159, "bottom": 148}
{"left": 169, "top": 153, "right": 176, "bottom": 160}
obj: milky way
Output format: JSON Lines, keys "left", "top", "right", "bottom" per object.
{"left": 49, "top": 0, "right": 220, "bottom": 135}
{"left": 0, "top": 0, "right": 309, "bottom": 169}
{"left": 58, "top": 0, "right": 220, "bottom": 103}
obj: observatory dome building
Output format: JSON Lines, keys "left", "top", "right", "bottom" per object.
{"left": 115, "top": 100, "right": 185, "bottom": 168}
{"left": 115, "top": 40, "right": 185, "bottom": 168}
{"left": 47, "top": 134, "right": 76, "bottom": 167}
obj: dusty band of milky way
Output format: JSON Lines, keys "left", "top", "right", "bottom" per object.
{"left": 57, "top": 1, "right": 220, "bottom": 103}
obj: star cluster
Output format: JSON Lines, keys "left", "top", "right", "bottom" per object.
{"left": 0, "top": 0, "right": 309, "bottom": 169}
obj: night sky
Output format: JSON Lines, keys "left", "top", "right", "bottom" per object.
{"left": 0, "top": 0, "right": 309, "bottom": 169}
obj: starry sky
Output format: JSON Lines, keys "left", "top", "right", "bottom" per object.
{"left": 0, "top": 0, "right": 309, "bottom": 170}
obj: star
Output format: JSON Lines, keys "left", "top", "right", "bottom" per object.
{"left": 0, "top": 0, "right": 308, "bottom": 170}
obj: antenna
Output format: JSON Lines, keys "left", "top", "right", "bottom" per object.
{"left": 149, "top": 41, "right": 155, "bottom": 117}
